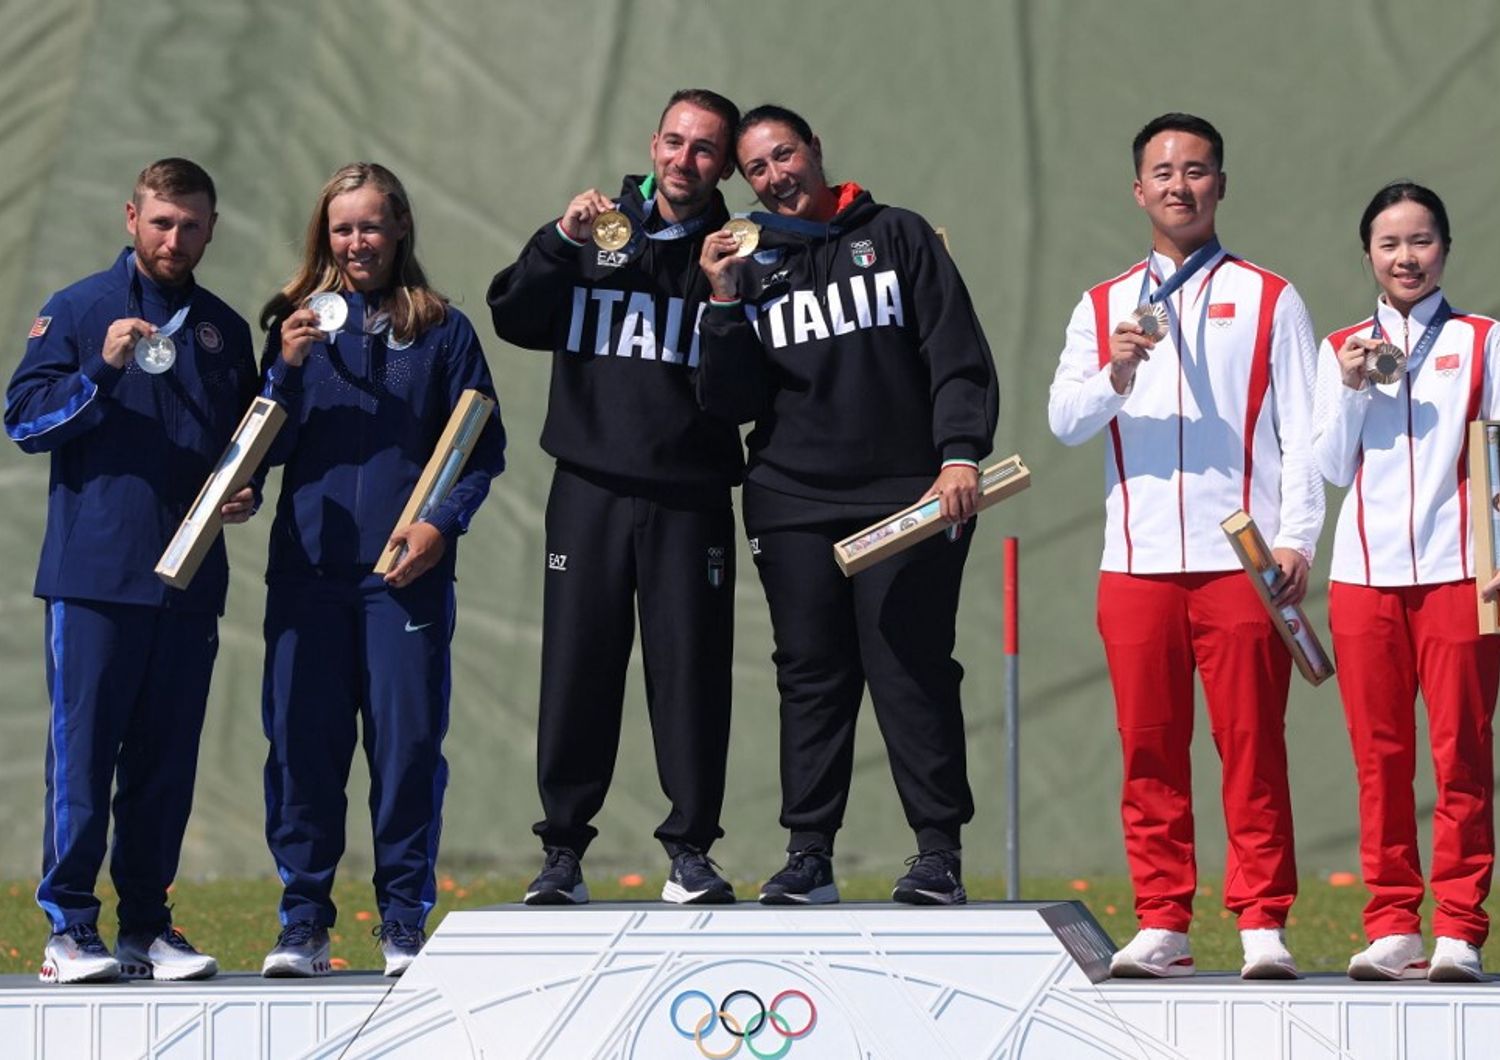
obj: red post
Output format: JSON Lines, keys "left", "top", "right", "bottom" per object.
{"left": 1004, "top": 537, "right": 1019, "bottom": 655}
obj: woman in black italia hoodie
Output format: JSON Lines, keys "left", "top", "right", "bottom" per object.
{"left": 698, "top": 105, "right": 998, "bottom": 906}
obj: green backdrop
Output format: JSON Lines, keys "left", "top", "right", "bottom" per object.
{"left": 3, "top": 0, "right": 1500, "bottom": 888}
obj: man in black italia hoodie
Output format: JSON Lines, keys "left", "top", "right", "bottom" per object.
{"left": 699, "top": 105, "right": 998, "bottom": 906}
{"left": 488, "top": 89, "right": 744, "bottom": 905}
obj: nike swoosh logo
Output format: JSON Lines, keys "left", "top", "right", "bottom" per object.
{"left": 404, "top": 621, "right": 433, "bottom": 633}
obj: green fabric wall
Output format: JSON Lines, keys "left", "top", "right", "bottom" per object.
{"left": 3, "top": 0, "right": 1499, "bottom": 884}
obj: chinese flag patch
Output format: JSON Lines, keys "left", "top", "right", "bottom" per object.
{"left": 29, "top": 316, "right": 51, "bottom": 338}
{"left": 1207, "top": 303, "right": 1236, "bottom": 320}
{"left": 1435, "top": 354, "right": 1461, "bottom": 372}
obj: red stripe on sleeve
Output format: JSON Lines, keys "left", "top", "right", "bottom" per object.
{"left": 1092, "top": 271, "right": 1142, "bottom": 572}
{"left": 1235, "top": 262, "right": 1286, "bottom": 512}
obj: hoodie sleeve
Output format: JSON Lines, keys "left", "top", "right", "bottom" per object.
{"left": 421, "top": 312, "right": 506, "bottom": 540}
{"left": 257, "top": 319, "right": 305, "bottom": 470}
{"left": 486, "top": 221, "right": 588, "bottom": 350}
{"left": 5, "top": 296, "right": 126, "bottom": 453}
{"left": 904, "top": 215, "right": 998, "bottom": 464}
{"left": 696, "top": 297, "right": 771, "bottom": 425}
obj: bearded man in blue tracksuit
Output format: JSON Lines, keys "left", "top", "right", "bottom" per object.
{"left": 5, "top": 158, "right": 258, "bottom": 984}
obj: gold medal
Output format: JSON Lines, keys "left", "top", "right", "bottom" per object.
{"left": 1131, "top": 303, "right": 1168, "bottom": 339}
{"left": 591, "top": 209, "right": 633, "bottom": 252}
{"left": 1365, "top": 342, "right": 1407, "bottom": 385}
{"left": 723, "top": 218, "right": 761, "bottom": 257}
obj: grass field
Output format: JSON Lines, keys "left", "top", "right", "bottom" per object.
{"left": 3, "top": 872, "right": 1492, "bottom": 978}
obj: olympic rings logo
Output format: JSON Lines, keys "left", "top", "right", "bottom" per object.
{"left": 668, "top": 988, "right": 817, "bottom": 1058}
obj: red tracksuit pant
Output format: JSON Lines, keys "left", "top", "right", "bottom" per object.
{"left": 1098, "top": 571, "right": 1296, "bottom": 932}
{"left": 1329, "top": 580, "right": 1500, "bottom": 946}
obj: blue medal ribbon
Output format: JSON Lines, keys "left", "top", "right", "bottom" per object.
{"left": 126, "top": 252, "right": 192, "bottom": 340}
{"left": 743, "top": 211, "right": 844, "bottom": 239}
{"left": 616, "top": 176, "right": 712, "bottom": 245}
{"left": 1370, "top": 296, "right": 1451, "bottom": 375}
{"left": 1136, "top": 238, "right": 1223, "bottom": 362}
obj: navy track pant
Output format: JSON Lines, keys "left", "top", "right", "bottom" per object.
{"left": 261, "top": 576, "right": 454, "bottom": 929}
{"left": 37, "top": 598, "right": 218, "bottom": 934}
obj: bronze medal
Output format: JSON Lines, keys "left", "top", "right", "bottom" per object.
{"left": 1365, "top": 342, "right": 1407, "bottom": 385}
{"left": 723, "top": 217, "right": 761, "bottom": 257}
{"left": 1131, "top": 303, "right": 1168, "bottom": 338}
{"left": 591, "top": 209, "right": 633, "bottom": 252}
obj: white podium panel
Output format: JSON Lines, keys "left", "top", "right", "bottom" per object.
{"left": 4, "top": 902, "right": 1499, "bottom": 1058}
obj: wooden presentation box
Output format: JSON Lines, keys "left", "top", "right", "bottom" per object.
{"left": 1220, "top": 509, "right": 1334, "bottom": 685}
{"left": 156, "top": 396, "right": 286, "bottom": 589}
{"left": 374, "top": 389, "right": 496, "bottom": 574}
{"left": 1468, "top": 420, "right": 1500, "bottom": 635}
{"left": 833, "top": 455, "right": 1030, "bottom": 577}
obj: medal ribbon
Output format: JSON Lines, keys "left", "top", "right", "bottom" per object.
{"left": 1136, "top": 238, "right": 1224, "bottom": 362}
{"left": 126, "top": 253, "right": 192, "bottom": 339}
{"left": 617, "top": 175, "right": 712, "bottom": 243}
{"left": 1135, "top": 236, "right": 1221, "bottom": 309}
{"left": 1370, "top": 296, "right": 1451, "bottom": 372}
{"left": 744, "top": 211, "right": 844, "bottom": 239}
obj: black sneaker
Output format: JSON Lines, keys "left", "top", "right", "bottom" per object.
{"left": 758, "top": 848, "right": 838, "bottom": 905}
{"left": 524, "top": 847, "right": 589, "bottom": 905}
{"left": 662, "top": 849, "right": 736, "bottom": 905}
{"left": 892, "top": 850, "right": 967, "bottom": 905}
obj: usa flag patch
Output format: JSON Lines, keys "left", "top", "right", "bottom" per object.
{"left": 29, "top": 316, "right": 51, "bottom": 338}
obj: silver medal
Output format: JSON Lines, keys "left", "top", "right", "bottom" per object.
{"left": 309, "top": 292, "right": 349, "bottom": 334}
{"left": 133, "top": 334, "right": 176, "bottom": 374}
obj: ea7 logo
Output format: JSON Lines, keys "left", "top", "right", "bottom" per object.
{"left": 597, "top": 250, "right": 629, "bottom": 268}
{"left": 850, "top": 239, "right": 876, "bottom": 268}
{"left": 748, "top": 537, "right": 761, "bottom": 555}
{"left": 547, "top": 553, "right": 568, "bottom": 572}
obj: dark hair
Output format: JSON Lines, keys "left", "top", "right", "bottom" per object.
{"left": 1132, "top": 113, "right": 1224, "bottom": 174}
{"left": 134, "top": 157, "right": 217, "bottom": 210}
{"left": 1357, "top": 181, "right": 1452, "bottom": 253}
{"left": 737, "top": 104, "right": 814, "bottom": 147}
{"left": 659, "top": 89, "right": 741, "bottom": 152}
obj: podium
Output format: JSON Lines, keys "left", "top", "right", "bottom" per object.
{"left": 5, "top": 901, "right": 1499, "bottom": 1058}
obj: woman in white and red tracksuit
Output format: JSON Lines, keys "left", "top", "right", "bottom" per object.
{"left": 698, "top": 105, "right": 998, "bottom": 906}
{"left": 1312, "top": 181, "right": 1500, "bottom": 983}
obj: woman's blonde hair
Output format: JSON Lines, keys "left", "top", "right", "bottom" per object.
{"left": 260, "top": 162, "right": 446, "bottom": 344}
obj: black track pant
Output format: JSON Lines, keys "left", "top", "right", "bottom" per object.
{"left": 750, "top": 519, "right": 975, "bottom": 855}
{"left": 534, "top": 465, "right": 734, "bottom": 857}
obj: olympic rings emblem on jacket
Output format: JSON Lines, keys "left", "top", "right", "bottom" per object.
{"left": 669, "top": 988, "right": 817, "bottom": 1058}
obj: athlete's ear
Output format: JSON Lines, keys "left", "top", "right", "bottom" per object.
{"left": 1217, "top": 171, "right": 1227, "bottom": 202}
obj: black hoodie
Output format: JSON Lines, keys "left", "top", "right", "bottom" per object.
{"left": 487, "top": 175, "right": 744, "bottom": 491}
{"left": 697, "top": 188, "right": 998, "bottom": 520}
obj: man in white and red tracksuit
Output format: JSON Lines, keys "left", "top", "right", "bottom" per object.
{"left": 1047, "top": 113, "right": 1324, "bottom": 980}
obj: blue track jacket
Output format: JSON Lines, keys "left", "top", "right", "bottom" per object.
{"left": 5, "top": 248, "right": 257, "bottom": 613}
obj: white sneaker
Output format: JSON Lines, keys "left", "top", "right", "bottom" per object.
{"left": 1109, "top": 928, "right": 1195, "bottom": 978}
{"left": 39, "top": 923, "right": 120, "bottom": 984}
{"left": 1348, "top": 932, "right": 1428, "bottom": 980}
{"left": 1240, "top": 927, "right": 1300, "bottom": 979}
{"left": 261, "top": 922, "right": 332, "bottom": 978}
{"left": 115, "top": 928, "right": 218, "bottom": 981}
{"left": 374, "top": 921, "right": 425, "bottom": 977}
{"left": 1429, "top": 936, "right": 1484, "bottom": 982}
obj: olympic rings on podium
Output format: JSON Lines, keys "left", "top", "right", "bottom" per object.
{"left": 669, "top": 988, "right": 817, "bottom": 1058}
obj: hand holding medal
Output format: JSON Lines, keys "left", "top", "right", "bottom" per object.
{"left": 558, "top": 188, "right": 621, "bottom": 245}
{"left": 698, "top": 222, "right": 758, "bottom": 301}
{"left": 1107, "top": 306, "right": 1164, "bottom": 395}
{"left": 101, "top": 316, "right": 158, "bottom": 371}
{"left": 279, "top": 295, "right": 345, "bottom": 368}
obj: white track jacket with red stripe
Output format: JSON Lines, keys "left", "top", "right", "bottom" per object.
{"left": 1049, "top": 246, "right": 1323, "bottom": 573}
{"left": 1312, "top": 290, "right": 1500, "bottom": 587}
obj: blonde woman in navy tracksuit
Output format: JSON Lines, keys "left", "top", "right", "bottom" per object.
{"left": 256, "top": 163, "right": 505, "bottom": 978}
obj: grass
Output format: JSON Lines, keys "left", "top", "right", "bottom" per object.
{"left": 1, "top": 873, "right": 1491, "bottom": 977}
